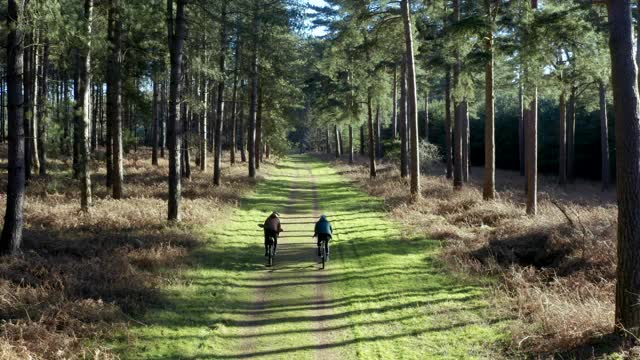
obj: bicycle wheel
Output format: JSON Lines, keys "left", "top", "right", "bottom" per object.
{"left": 268, "top": 243, "right": 273, "bottom": 267}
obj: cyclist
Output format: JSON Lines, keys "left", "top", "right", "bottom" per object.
{"left": 263, "top": 211, "right": 283, "bottom": 256}
{"left": 313, "top": 215, "right": 333, "bottom": 259}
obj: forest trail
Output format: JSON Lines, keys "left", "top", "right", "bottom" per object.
{"left": 121, "top": 156, "right": 509, "bottom": 359}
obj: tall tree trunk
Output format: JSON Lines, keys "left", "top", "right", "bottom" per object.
{"left": 240, "top": 103, "right": 246, "bottom": 162}
{"left": 63, "top": 78, "right": 70, "bottom": 156}
{"left": 400, "top": 54, "right": 408, "bottom": 178}
{"left": 445, "top": 67, "right": 453, "bottom": 179}
{"left": 525, "top": 91, "right": 538, "bottom": 215}
{"left": 338, "top": 127, "right": 344, "bottom": 157}
{"left": 518, "top": 82, "right": 525, "bottom": 176}
{"left": 23, "top": 29, "right": 33, "bottom": 182}
{"left": 108, "top": 0, "right": 124, "bottom": 199}
{"left": 600, "top": 80, "right": 610, "bottom": 190}
{"left": 348, "top": 124, "right": 354, "bottom": 164}
{"left": 367, "top": 94, "right": 376, "bottom": 178}
{"left": 30, "top": 32, "right": 39, "bottom": 174}
{"left": 334, "top": 124, "right": 341, "bottom": 158}
{"left": 181, "top": 90, "right": 191, "bottom": 179}
{"left": 462, "top": 101, "right": 469, "bottom": 182}
{"left": 78, "top": 0, "right": 93, "bottom": 211}
{"left": 152, "top": 76, "right": 159, "bottom": 166}
{"left": 91, "top": 84, "right": 98, "bottom": 152}
{"left": 392, "top": 65, "right": 398, "bottom": 138}
{"left": 105, "top": 81, "right": 112, "bottom": 185}
{"left": 98, "top": 82, "right": 104, "bottom": 146}
{"left": 214, "top": 4, "right": 227, "bottom": 184}
{"left": 167, "top": 0, "right": 186, "bottom": 221}
{"left": 607, "top": 0, "right": 640, "bottom": 336}
{"left": 359, "top": 125, "right": 365, "bottom": 155}
{"left": 375, "top": 104, "right": 382, "bottom": 158}
{"left": 0, "top": 70, "right": 4, "bottom": 144}
{"left": 525, "top": 0, "right": 539, "bottom": 215}
{"left": 255, "top": 82, "right": 262, "bottom": 170}
{"left": 567, "top": 86, "right": 577, "bottom": 183}
{"left": 73, "top": 62, "right": 80, "bottom": 179}
{"left": 37, "top": 40, "right": 49, "bottom": 176}
{"left": 483, "top": 18, "right": 495, "bottom": 200}
{"left": 230, "top": 29, "right": 240, "bottom": 165}
{"left": 452, "top": 0, "right": 463, "bottom": 189}
{"left": 247, "top": 9, "right": 259, "bottom": 179}
{"left": 1, "top": 0, "right": 26, "bottom": 255}
{"left": 559, "top": 91, "right": 567, "bottom": 185}
{"left": 200, "top": 77, "right": 208, "bottom": 171}
{"left": 402, "top": 0, "right": 420, "bottom": 198}
{"left": 160, "top": 80, "right": 166, "bottom": 158}
{"left": 424, "top": 91, "right": 429, "bottom": 141}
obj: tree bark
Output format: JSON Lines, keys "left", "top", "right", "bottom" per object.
{"left": 453, "top": 0, "right": 463, "bottom": 189}
{"left": 607, "top": 0, "right": 640, "bottom": 336}
{"left": 255, "top": 82, "right": 262, "bottom": 170}
{"left": 230, "top": 29, "right": 240, "bottom": 165}
{"left": 1, "top": 0, "right": 26, "bottom": 255}
{"left": 567, "top": 86, "right": 577, "bottom": 184}
{"left": 160, "top": 80, "right": 166, "bottom": 158}
{"left": 30, "top": 31, "right": 40, "bottom": 175}
{"left": 91, "top": 83, "right": 98, "bottom": 152}
{"left": 334, "top": 124, "right": 341, "bottom": 158}
{"left": 214, "top": 4, "right": 227, "bottom": 184}
{"left": 37, "top": 40, "right": 49, "bottom": 176}
{"left": 109, "top": 1, "right": 124, "bottom": 199}
{"left": 367, "top": 94, "right": 376, "bottom": 178}
{"left": 424, "top": 91, "right": 429, "bottom": 141}
{"left": 375, "top": 104, "right": 382, "bottom": 158}
{"left": 247, "top": 8, "right": 259, "bottom": 179}
{"left": 199, "top": 77, "right": 207, "bottom": 171}
{"left": 73, "top": 61, "right": 80, "bottom": 179}
{"left": 359, "top": 125, "right": 365, "bottom": 155}
{"left": 338, "top": 127, "right": 344, "bottom": 157}
{"left": 518, "top": 82, "right": 525, "bottom": 176}
{"left": 483, "top": 20, "right": 495, "bottom": 200}
{"left": 392, "top": 65, "right": 398, "bottom": 138}
{"left": 400, "top": 53, "right": 408, "bottom": 178}
{"left": 348, "top": 124, "right": 354, "bottom": 164}
{"left": 525, "top": 90, "right": 538, "bottom": 215}
{"left": 600, "top": 80, "right": 610, "bottom": 190}
{"left": 559, "top": 91, "right": 567, "bottom": 185}
{"left": 462, "top": 100, "right": 469, "bottom": 182}
{"left": 402, "top": 0, "right": 421, "bottom": 199}
{"left": 445, "top": 67, "right": 453, "bottom": 179}
{"left": 167, "top": 0, "right": 186, "bottom": 221}
{"left": 78, "top": 0, "right": 93, "bottom": 211}
{"left": 181, "top": 94, "right": 191, "bottom": 179}
{"left": 239, "top": 102, "right": 246, "bottom": 162}
{"left": 23, "top": 28, "right": 33, "bottom": 182}
{"left": 152, "top": 76, "right": 159, "bottom": 166}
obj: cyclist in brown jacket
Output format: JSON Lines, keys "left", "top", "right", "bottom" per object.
{"left": 263, "top": 211, "right": 283, "bottom": 256}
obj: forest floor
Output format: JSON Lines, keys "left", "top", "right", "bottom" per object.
{"left": 324, "top": 154, "right": 639, "bottom": 358}
{"left": 0, "top": 147, "right": 257, "bottom": 359}
{"left": 117, "top": 155, "right": 509, "bottom": 359}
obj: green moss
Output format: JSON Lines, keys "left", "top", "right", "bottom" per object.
{"left": 114, "top": 155, "right": 509, "bottom": 359}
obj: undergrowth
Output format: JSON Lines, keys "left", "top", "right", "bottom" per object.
{"left": 0, "top": 147, "right": 258, "bottom": 359}
{"left": 324, "top": 154, "right": 634, "bottom": 358}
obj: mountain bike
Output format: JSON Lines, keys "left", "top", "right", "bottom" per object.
{"left": 317, "top": 235, "right": 330, "bottom": 270}
{"left": 259, "top": 224, "right": 276, "bottom": 267}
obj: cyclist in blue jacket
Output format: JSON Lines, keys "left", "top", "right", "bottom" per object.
{"left": 313, "top": 215, "right": 333, "bottom": 258}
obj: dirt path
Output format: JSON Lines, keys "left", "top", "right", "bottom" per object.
{"left": 125, "top": 155, "right": 507, "bottom": 359}
{"left": 239, "top": 166, "right": 347, "bottom": 359}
